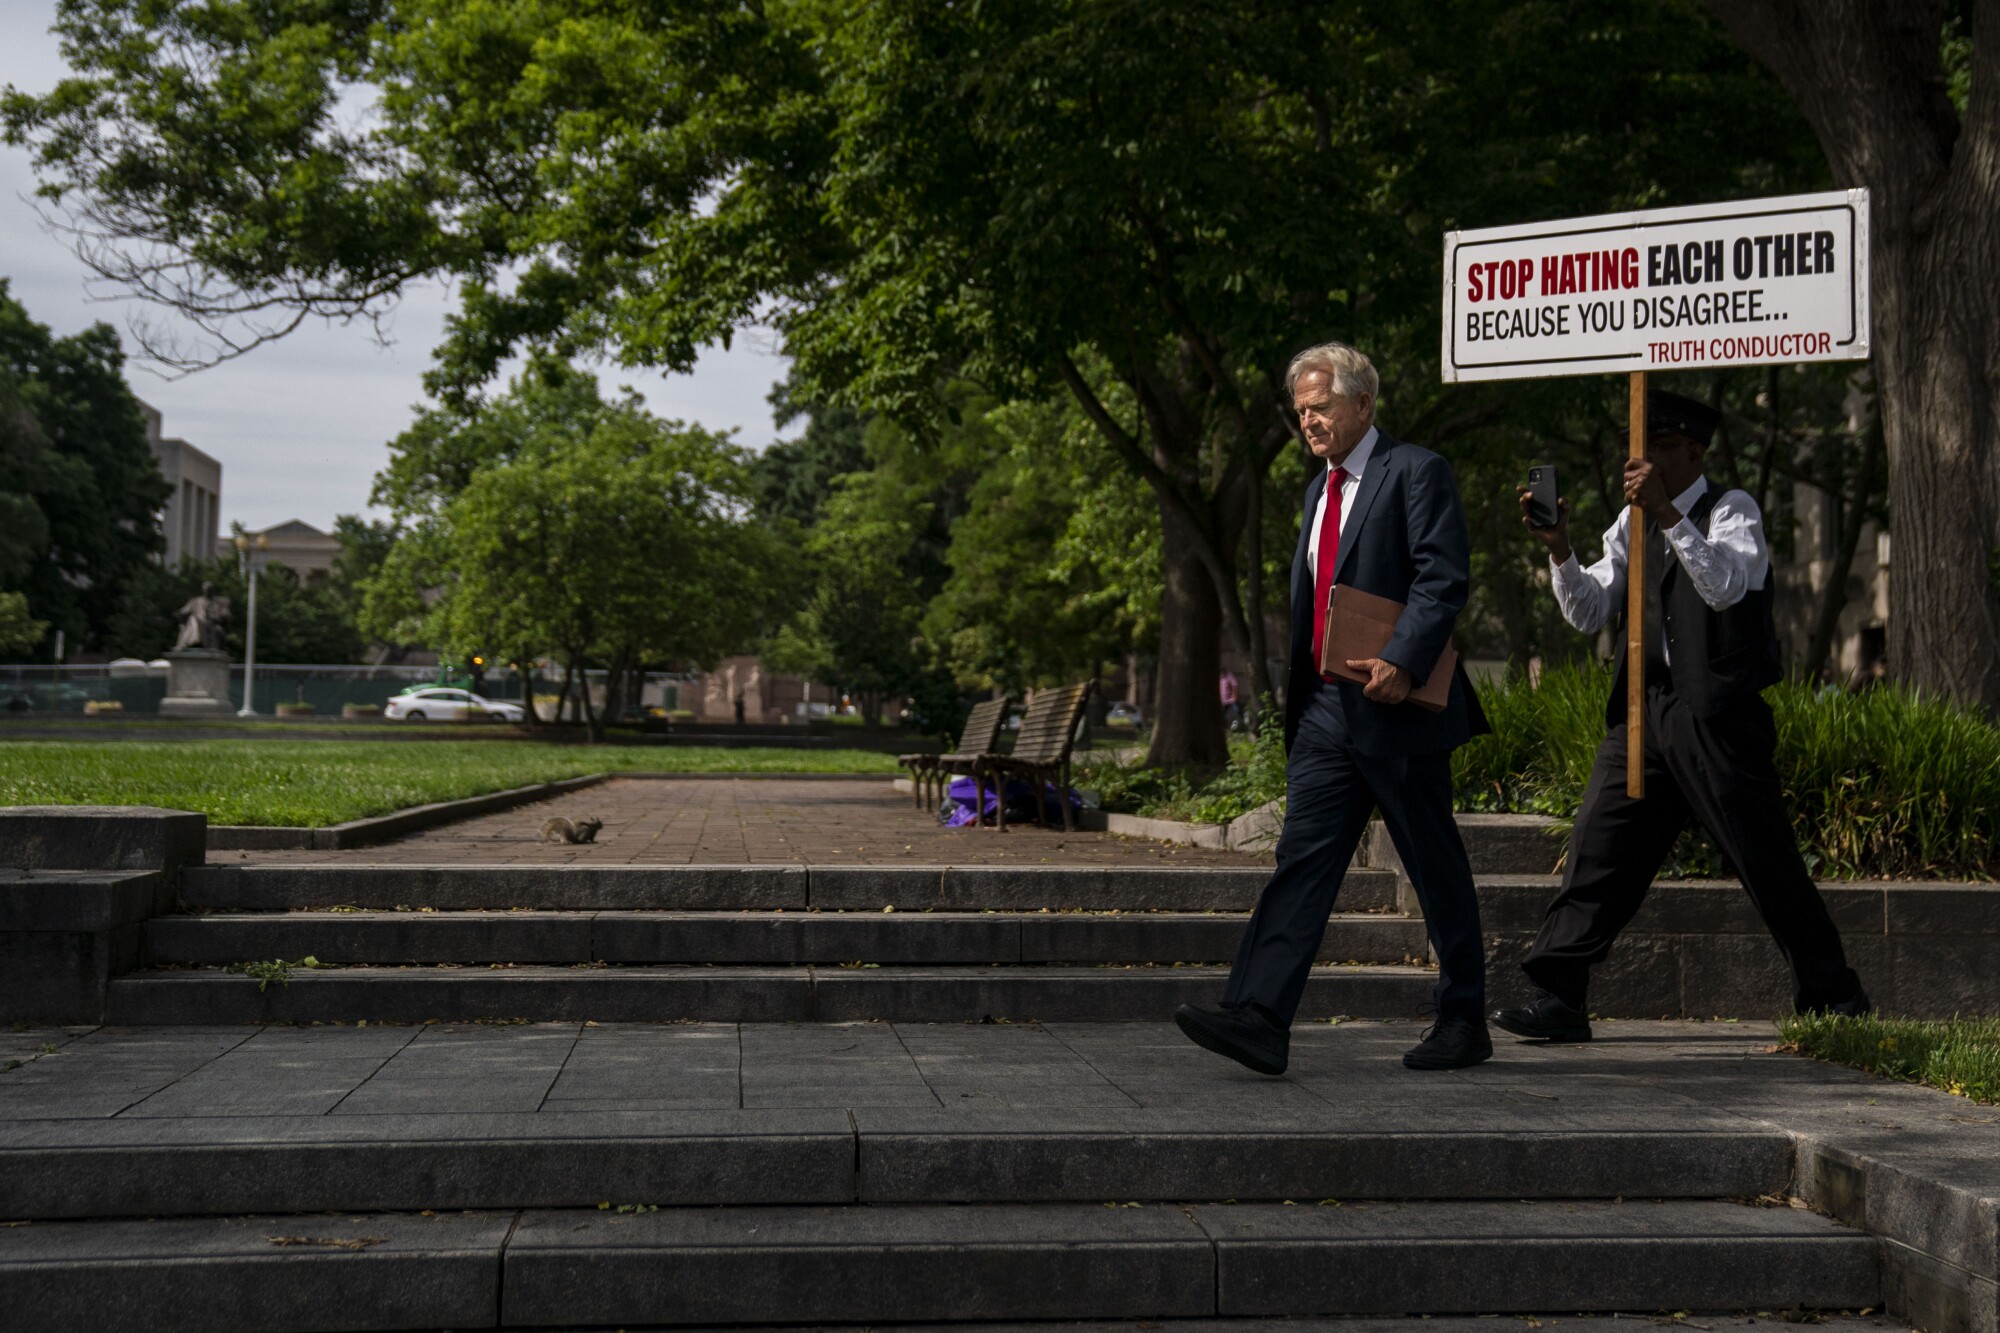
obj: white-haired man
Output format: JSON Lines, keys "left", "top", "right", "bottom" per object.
{"left": 1176, "top": 342, "right": 1493, "bottom": 1072}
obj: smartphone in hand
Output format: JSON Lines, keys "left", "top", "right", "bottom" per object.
{"left": 1526, "top": 465, "right": 1560, "bottom": 528}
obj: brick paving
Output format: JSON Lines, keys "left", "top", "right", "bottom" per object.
{"left": 232, "top": 776, "right": 1274, "bottom": 867}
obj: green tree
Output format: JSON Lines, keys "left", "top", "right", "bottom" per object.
{"left": 5, "top": 0, "right": 1847, "bottom": 744}
{"left": 763, "top": 468, "right": 933, "bottom": 725}
{"left": 0, "top": 281, "right": 167, "bottom": 654}
{"left": 361, "top": 362, "right": 785, "bottom": 737}
{"left": 328, "top": 517, "right": 396, "bottom": 622}
{"left": 922, "top": 394, "right": 1156, "bottom": 701}
{"left": 360, "top": 359, "right": 675, "bottom": 706}
{"left": 432, "top": 414, "right": 783, "bottom": 741}
{"left": 748, "top": 379, "right": 870, "bottom": 531}
{"left": 0, "top": 592, "right": 47, "bottom": 658}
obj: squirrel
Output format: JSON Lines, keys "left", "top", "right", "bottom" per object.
{"left": 540, "top": 815, "right": 603, "bottom": 845}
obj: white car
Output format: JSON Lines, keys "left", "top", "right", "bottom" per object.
{"left": 383, "top": 688, "right": 525, "bottom": 723}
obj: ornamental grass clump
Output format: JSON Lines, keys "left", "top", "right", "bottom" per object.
{"left": 1779, "top": 1012, "right": 2000, "bottom": 1104}
{"left": 1770, "top": 684, "right": 2000, "bottom": 880}
{"left": 1451, "top": 661, "right": 1611, "bottom": 815}
{"left": 1106, "top": 664, "right": 1997, "bottom": 881}
{"left": 1452, "top": 666, "right": 1997, "bottom": 881}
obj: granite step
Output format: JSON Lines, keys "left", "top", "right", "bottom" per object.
{"left": 144, "top": 910, "right": 1430, "bottom": 967}
{"left": 0, "top": 1108, "right": 1794, "bottom": 1219}
{"left": 0, "top": 1200, "right": 1879, "bottom": 1331}
{"left": 177, "top": 863, "right": 1402, "bottom": 914}
{"left": 104, "top": 963, "right": 1437, "bottom": 1024}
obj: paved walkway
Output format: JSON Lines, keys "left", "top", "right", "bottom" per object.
{"left": 0, "top": 1016, "right": 1972, "bottom": 1125}
{"left": 6, "top": 1019, "right": 1993, "bottom": 1318}
{"left": 233, "top": 777, "right": 1272, "bottom": 867}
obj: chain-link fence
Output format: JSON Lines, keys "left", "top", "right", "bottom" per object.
{"left": 0, "top": 663, "right": 698, "bottom": 718}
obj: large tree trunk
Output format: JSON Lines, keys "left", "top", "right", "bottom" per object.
{"left": 517, "top": 662, "right": 539, "bottom": 727}
{"left": 600, "top": 650, "right": 631, "bottom": 728}
{"left": 1148, "top": 499, "right": 1230, "bottom": 767}
{"left": 1710, "top": 0, "right": 2000, "bottom": 713}
{"left": 1803, "top": 401, "right": 1884, "bottom": 675}
{"left": 1241, "top": 455, "right": 1271, "bottom": 729}
{"left": 574, "top": 654, "right": 602, "bottom": 743}
{"left": 1056, "top": 353, "right": 1246, "bottom": 764}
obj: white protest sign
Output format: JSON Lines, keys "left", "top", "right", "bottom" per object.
{"left": 1441, "top": 189, "right": 1869, "bottom": 382}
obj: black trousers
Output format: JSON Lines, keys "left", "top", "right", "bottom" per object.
{"left": 1522, "top": 684, "right": 1861, "bottom": 1011}
{"left": 1223, "top": 685, "right": 1486, "bottom": 1024}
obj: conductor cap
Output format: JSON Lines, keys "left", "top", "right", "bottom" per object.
{"left": 1643, "top": 390, "right": 1721, "bottom": 447}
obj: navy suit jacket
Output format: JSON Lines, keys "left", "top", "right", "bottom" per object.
{"left": 1283, "top": 430, "right": 1489, "bottom": 757}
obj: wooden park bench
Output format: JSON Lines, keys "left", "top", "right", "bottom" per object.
{"left": 899, "top": 696, "right": 1012, "bottom": 812}
{"left": 974, "top": 680, "right": 1094, "bottom": 833}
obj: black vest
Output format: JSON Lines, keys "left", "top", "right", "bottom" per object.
{"left": 1606, "top": 480, "right": 1783, "bottom": 724}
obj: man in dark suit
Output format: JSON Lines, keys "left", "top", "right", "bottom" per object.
{"left": 1492, "top": 390, "right": 1869, "bottom": 1043}
{"left": 1175, "top": 341, "right": 1492, "bottom": 1074}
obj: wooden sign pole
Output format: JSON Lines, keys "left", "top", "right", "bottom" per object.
{"left": 1626, "top": 370, "right": 1647, "bottom": 798}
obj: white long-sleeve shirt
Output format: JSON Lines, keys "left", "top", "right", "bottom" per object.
{"left": 1306, "top": 425, "right": 1378, "bottom": 577}
{"left": 1550, "top": 476, "right": 1770, "bottom": 655}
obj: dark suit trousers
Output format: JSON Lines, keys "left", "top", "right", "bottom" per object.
{"left": 1522, "top": 685, "right": 1861, "bottom": 1011}
{"left": 1223, "top": 685, "right": 1486, "bottom": 1024}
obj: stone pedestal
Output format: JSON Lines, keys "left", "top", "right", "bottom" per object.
{"left": 159, "top": 649, "right": 234, "bottom": 717}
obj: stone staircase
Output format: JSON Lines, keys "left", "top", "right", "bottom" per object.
{"left": 116, "top": 860, "right": 1429, "bottom": 1024}
{"left": 0, "top": 810, "right": 1917, "bottom": 1326}
{"left": 1, "top": 1028, "right": 1882, "bottom": 1329}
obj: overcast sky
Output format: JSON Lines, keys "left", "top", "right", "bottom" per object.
{"left": 0, "top": 3, "right": 794, "bottom": 535}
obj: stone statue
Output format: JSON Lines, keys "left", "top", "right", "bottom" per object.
{"left": 172, "top": 582, "right": 231, "bottom": 653}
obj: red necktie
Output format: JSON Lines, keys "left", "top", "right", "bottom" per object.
{"left": 1312, "top": 466, "right": 1348, "bottom": 678}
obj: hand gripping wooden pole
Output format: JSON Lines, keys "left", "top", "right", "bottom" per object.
{"left": 1626, "top": 370, "right": 1646, "bottom": 798}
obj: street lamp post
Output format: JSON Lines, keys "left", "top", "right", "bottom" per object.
{"left": 234, "top": 533, "right": 268, "bottom": 717}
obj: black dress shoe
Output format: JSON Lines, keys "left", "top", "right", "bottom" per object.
{"left": 1803, "top": 988, "right": 1873, "bottom": 1018}
{"left": 1491, "top": 991, "right": 1593, "bottom": 1043}
{"left": 1402, "top": 1015, "right": 1494, "bottom": 1070}
{"left": 1174, "top": 1003, "right": 1288, "bottom": 1076}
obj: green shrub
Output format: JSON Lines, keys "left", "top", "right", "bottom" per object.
{"left": 1077, "top": 702, "right": 1288, "bottom": 824}
{"left": 1453, "top": 665, "right": 1998, "bottom": 880}
{"left": 1091, "top": 666, "right": 1998, "bottom": 880}
{"left": 1771, "top": 685, "right": 2000, "bottom": 879}
{"left": 1451, "top": 662, "right": 1611, "bottom": 815}
{"left": 1780, "top": 1012, "right": 2000, "bottom": 1103}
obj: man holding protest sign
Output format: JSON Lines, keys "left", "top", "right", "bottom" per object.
{"left": 1494, "top": 389, "right": 1870, "bottom": 1042}
{"left": 1441, "top": 189, "right": 1876, "bottom": 1038}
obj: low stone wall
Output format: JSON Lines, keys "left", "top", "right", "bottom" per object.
{"left": 0, "top": 806, "right": 204, "bottom": 1023}
{"left": 1479, "top": 875, "right": 2000, "bottom": 1019}
{"left": 207, "top": 774, "right": 612, "bottom": 851}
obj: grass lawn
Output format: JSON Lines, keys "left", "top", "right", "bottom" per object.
{"left": 0, "top": 740, "right": 898, "bottom": 827}
{"left": 1779, "top": 1012, "right": 2000, "bottom": 1103}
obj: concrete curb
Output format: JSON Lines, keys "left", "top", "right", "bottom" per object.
{"left": 889, "top": 778, "right": 1284, "bottom": 853}
{"left": 1091, "top": 799, "right": 1285, "bottom": 855}
{"left": 888, "top": 784, "right": 1564, "bottom": 868}
{"left": 209, "top": 771, "right": 897, "bottom": 853}
{"left": 207, "top": 774, "right": 613, "bottom": 852}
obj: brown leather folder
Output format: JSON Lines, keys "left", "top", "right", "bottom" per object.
{"left": 1318, "top": 584, "right": 1457, "bottom": 713}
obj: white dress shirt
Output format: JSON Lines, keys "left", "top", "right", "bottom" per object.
{"left": 1550, "top": 476, "right": 1771, "bottom": 659}
{"left": 1306, "top": 425, "right": 1379, "bottom": 578}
